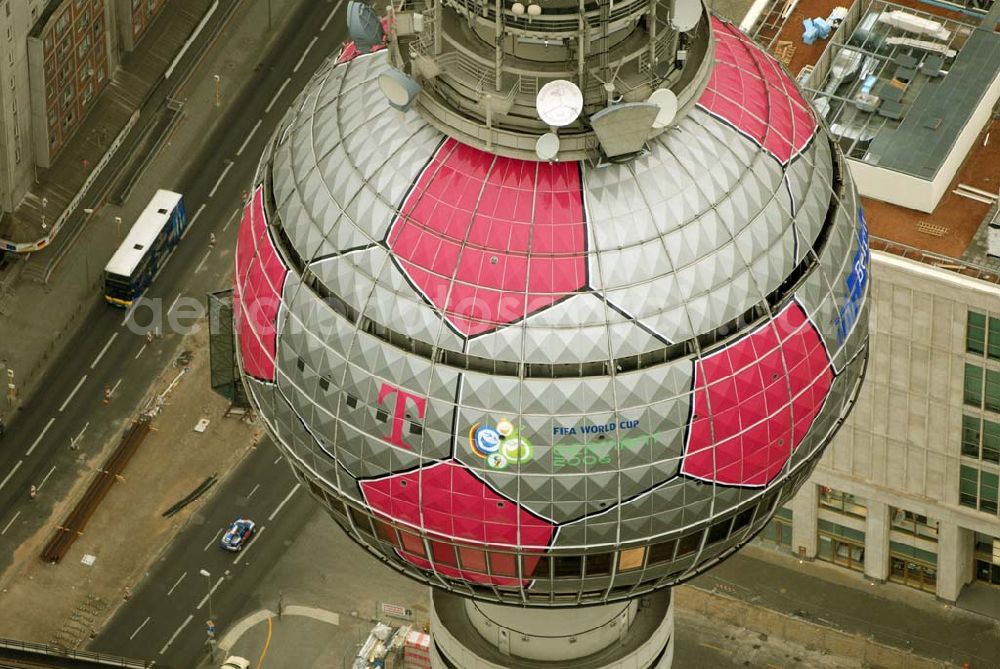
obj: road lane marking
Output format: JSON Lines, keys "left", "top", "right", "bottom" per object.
{"left": 167, "top": 571, "right": 187, "bottom": 596}
{"left": 272, "top": 456, "right": 282, "bottom": 465}
{"left": 159, "top": 613, "right": 193, "bottom": 655}
{"left": 111, "top": 379, "right": 123, "bottom": 397}
{"left": 91, "top": 332, "right": 119, "bottom": 369}
{"left": 195, "top": 250, "right": 212, "bottom": 273}
{"left": 182, "top": 203, "right": 207, "bottom": 240}
{"left": 36, "top": 465, "right": 56, "bottom": 491}
{"left": 219, "top": 610, "right": 275, "bottom": 651}
{"left": 209, "top": 161, "right": 234, "bottom": 198}
{"left": 246, "top": 483, "right": 260, "bottom": 500}
{"left": 265, "top": 78, "right": 290, "bottom": 113}
{"left": 167, "top": 293, "right": 182, "bottom": 314}
{"left": 59, "top": 375, "right": 87, "bottom": 412}
{"left": 268, "top": 484, "right": 301, "bottom": 521}
{"left": 135, "top": 344, "right": 146, "bottom": 360}
{"left": 233, "top": 525, "right": 265, "bottom": 564}
{"left": 322, "top": 0, "right": 344, "bottom": 31}
{"left": 222, "top": 207, "right": 239, "bottom": 232}
{"left": 236, "top": 119, "right": 262, "bottom": 156}
{"left": 293, "top": 36, "right": 318, "bottom": 73}
{"left": 1, "top": 511, "right": 21, "bottom": 535}
{"left": 0, "top": 460, "right": 22, "bottom": 492}
{"left": 204, "top": 528, "right": 223, "bottom": 552}
{"left": 197, "top": 576, "right": 225, "bottom": 609}
{"left": 70, "top": 421, "right": 90, "bottom": 451}
{"left": 26, "top": 417, "right": 55, "bottom": 456}
{"left": 257, "top": 617, "right": 273, "bottom": 667}
{"left": 129, "top": 616, "right": 150, "bottom": 640}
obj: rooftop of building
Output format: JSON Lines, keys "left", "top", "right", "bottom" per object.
{"left": 748, "top": 0, "right": 1000, "bottom": 272}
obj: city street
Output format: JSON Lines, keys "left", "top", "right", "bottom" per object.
{"left": 0, "top": 0, "right": 348, "bottom": 577}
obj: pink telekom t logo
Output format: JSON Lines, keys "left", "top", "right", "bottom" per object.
{"left": 377, "top": 383, "right": 427, "bottom": 450}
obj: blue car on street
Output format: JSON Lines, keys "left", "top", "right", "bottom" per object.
{"left": 220, "top": 518, "right": 256, "bottom": 552}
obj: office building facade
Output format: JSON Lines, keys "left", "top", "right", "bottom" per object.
{"left": 760, "top": 251, "right": 1000, "bottom": 603}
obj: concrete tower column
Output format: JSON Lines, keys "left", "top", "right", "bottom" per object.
{"left": 936, "top": 523, "right": 974, "bottom": 602}
{"left": 430, "top": 588, "right": 675, "bottom": 668}
{"left": 864, "top": 501, "right": 891, "bottom": 582}
{"left": 791, "top": 483, "right": 819, "bottom": 559}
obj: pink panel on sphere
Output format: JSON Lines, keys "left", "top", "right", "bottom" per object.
{"left": 681, "top": 301, "right": 833, "bottom": 486}
{"left": 387, "top": 138, "right": 587, "bottom": 337}
{"left": 233, "top": 186, "right": 287, "bottom": 381}
{"left": 698, "top": 18, "right": 816, "bottom": 164}
{"left": 361, "top": 460, "right": 555, "bottom": 586}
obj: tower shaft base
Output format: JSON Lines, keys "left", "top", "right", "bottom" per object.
{"left": 429, "top": 588, "right": 674, "bottom": 668}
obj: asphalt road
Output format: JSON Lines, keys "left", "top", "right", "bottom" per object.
{"left": 0, "top": 0, "right": 347, "bottom": 616}
{"left": 91, "top": 437, "right": 315, "bottom": 668}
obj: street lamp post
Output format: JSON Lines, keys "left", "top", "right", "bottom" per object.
{"left": 199, "top": 569, "right": 218, "bottom": 663}
{"left": 114, "top": 216, "right": 122, "bottom": 243}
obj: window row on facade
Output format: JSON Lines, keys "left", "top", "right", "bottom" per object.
{"left": 967, "top": 311, "right": 1000, "bottom": 361}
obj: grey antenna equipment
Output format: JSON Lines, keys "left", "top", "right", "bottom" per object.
{"left": 369, "top": 0, "right": 714, "bottom": 161}
{"left": 346, "top": 1, "right": 384, "bottom": 53}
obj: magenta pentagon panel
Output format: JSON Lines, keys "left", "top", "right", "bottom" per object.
{"left": 360, "top": 460, "right": 555, "bottom": 586}
{"left": 234, "top": 186, "right": 287, "bottom": 382}
{"left": 387, "top": 138, "right": 587, "bottom": 337}
{"left": 681, "top": 300, "right": 834, "bottom": 486}
{"left": 697, "top": 17, "right": 817, "bottom": 165}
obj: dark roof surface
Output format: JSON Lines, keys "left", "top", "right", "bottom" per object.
{"left": 865, "top": 24, "right": 1000, "bottom": 178}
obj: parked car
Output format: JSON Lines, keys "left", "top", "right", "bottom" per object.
{"left": 220, "top": 518, "right": 256, "bottom": 552}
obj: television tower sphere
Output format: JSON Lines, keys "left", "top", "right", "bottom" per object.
{"left": 234, "top": 0, "right": 868, "bottom": 658}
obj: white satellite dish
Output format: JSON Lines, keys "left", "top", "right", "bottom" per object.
{"left": 379, "top": 68, "right": 422, "bottom": 111}
{"left": 671, "top": 0, "right": 703, "bottom": 31}
{"left": 535, "top": 132, "right": 560, "bottom": 160}
{"left": 648, "top": 88, "right": 678, "bottom": 129}
{"left": 536, "top": 80, "right": 584, "bottom": 127}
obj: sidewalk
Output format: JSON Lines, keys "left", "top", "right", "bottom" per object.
{"left": 689, "top": 542, "right": 1000, "bottom": 667}
{"left": 0, "top": 0, "right": 294, "bottom": 426}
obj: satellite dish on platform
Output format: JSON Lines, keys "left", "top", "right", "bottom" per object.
{"left": 671, "top": 0, "right": 702, "bottom": 31}
{"left": 379, "top": 68, "right": 422, "bottom": 111}
{"left": 536, "top": 80, "right": 584, "bottom": 127}
{"left": 347, "top": 1, "right": 385, "bottom": 52}
{"left": 648, "top": 88, "right": 678, "bottom": 129}
{"left": 535, "top": 133, "right": 560, "bottom": 160}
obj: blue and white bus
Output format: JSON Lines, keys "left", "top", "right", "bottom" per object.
{"left": 104, "top": 190, "right": 188, "bottom": 307}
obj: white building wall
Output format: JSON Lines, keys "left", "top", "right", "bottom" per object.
{"left": 786, "top": 251, "right": 1000, "bottom": 602}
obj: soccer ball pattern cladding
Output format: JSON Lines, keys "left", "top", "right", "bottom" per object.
{"left": 234, "top": 17, "right": 869, "bottom": 604}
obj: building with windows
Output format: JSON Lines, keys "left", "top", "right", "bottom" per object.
{"left": 115, "top": 0, "right": 168, "bottom": 53}
{"left": 27, "top": 0, "right": 114, "bottom": 168}
{"left": 0, "top": 0, "right": 170, "bottom": 211}
{"left": 0, "top": 0, "right": 47, "bottom": 212}
{"left": 746, "top": 0, "right": 1000, "bottom": 607}
{"left": 772, "top": 258, "right": 1000, "bottom": 603}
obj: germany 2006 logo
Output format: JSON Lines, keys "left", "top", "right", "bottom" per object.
{"left": 468, "top": 418, "right": 533, "bottom": 470}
